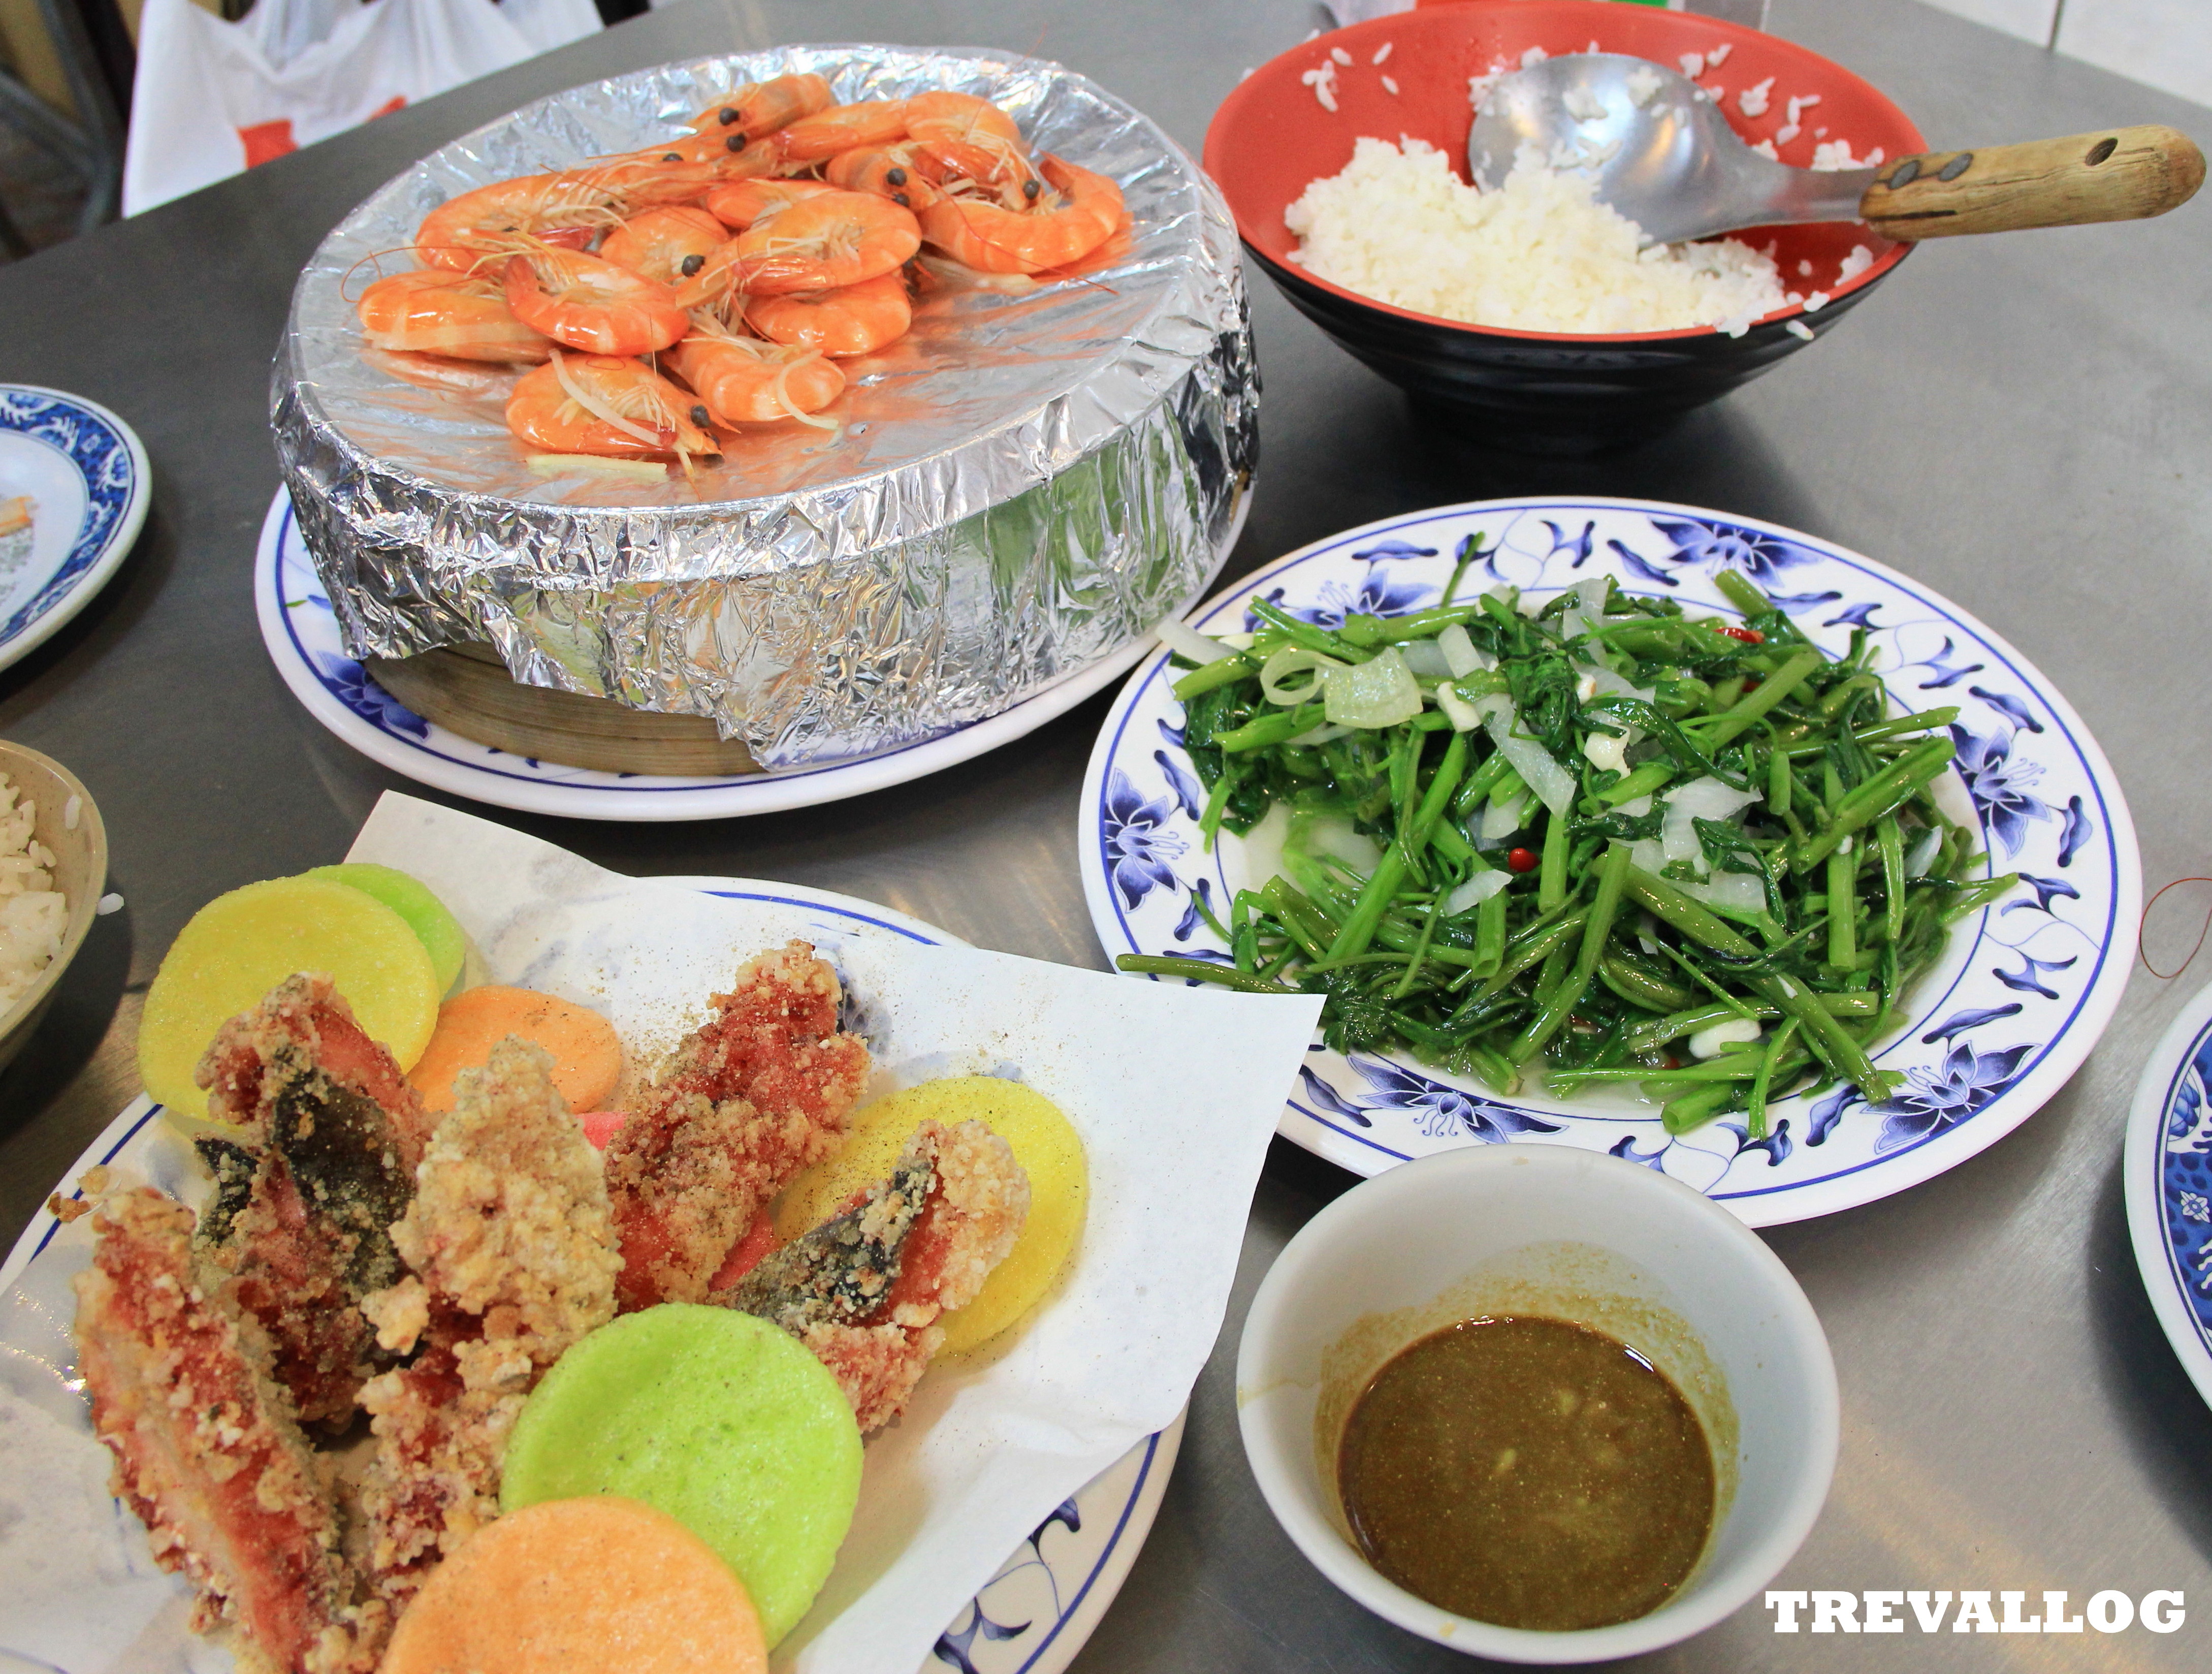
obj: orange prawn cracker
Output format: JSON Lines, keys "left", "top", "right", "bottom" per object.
{"left": 378, "top": 1495, "right": 766, "bottom": 1674}
{"left": 409, "top": 986, "right": 622, "bottom": 1114}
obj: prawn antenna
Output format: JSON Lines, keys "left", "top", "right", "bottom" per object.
{"left": 339, "top": 247, "right": 416, "bottom": 303}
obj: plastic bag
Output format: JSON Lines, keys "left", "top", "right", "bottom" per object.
{"left": 122, "top": 0, "right": 600, "bottom": 217}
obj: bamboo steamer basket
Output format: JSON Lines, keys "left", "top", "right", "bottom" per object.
{"left": 364, "top": 645, "right": 760, "bottom": 776}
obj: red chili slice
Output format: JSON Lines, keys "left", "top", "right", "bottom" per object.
{"left": 1506, "top": 847, "right": 1540, "bottom": 874}
{"left": 1719, "top": 624, "right": 1765, "bottom": 644}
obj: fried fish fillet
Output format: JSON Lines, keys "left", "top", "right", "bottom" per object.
{"left": 606, "top": 941, "right": 870, "bottom": 1311}
{"left": 193, "top": 975, "right": 433, "bottom": 1426}
{"left": 357, "top": 1038, "right": 621, "bottom": 1608}
{"left": 717, "top": 1118, "right": 1028, "bottom": 1432}
{"left": 75, "top": 1188, "right": 381, "bottom": 1674}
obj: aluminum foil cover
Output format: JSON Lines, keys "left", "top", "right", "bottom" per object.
{"left": 272, "top": 45, "right": 1256, "bottom": 769}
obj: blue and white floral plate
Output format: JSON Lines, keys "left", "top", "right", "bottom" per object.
{"left": 2123, "top": 979, "right": 2212, "bottom": 1414}
{"left": 0, "top": 385, "right": 149, "bottom": 673}
{"left": 257, "top": 486, "right": 1244, "bottom": 822}
{"left": 0, "top": 877, "right": 1179, "bottom": 1674}
{"left": 1081, "top": 497, "right": 2139, "bottom": 1227}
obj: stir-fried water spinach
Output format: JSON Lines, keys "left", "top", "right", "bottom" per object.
{"left": 1119, "top": 562, "right": 2015, "bottom": 1139}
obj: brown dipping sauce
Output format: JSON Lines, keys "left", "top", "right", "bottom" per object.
{"left": 1336, "top": 1314, "right": 1715, "bottom": 1632}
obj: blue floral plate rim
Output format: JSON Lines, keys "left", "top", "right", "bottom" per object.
{"left": 0, "top": 384, "right": 150, "bottom": 674}
{"left": 255, "top": 486, "right": 1245, "bottom": 823}
{"left": 1080, "top": 495, "right": 2140, "bottom": 1228}
{"left": 2123, "top": 977, "right": 2212, "bottom": 1414}
{"left": 0, "top": 875, "right": 1179, "bottom": 1674}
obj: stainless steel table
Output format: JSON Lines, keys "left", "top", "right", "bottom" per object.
{"left": 3, "top": 0, "right": 2208, "bottom": 1666}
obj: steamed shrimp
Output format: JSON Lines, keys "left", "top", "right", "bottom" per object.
{"left": 776, "top": 98, "right": 911, "bottom": 163}
{"left": 703, "top": 176, "right": 837, "bottom": 231}
{"left": 507, "top": 352, "right": 718, "bottom": 460}
{"left": 609, "top": 126, "right": 784, "bottom": 177}
{"left": 414, "top": 159, "right": 724, "bottom": 271}
{"left": 904, "top": 91, "right": 1038, "bottom": 191}
{"left": 356, "top": 269, "right": 551, "bottom": 363}
{"left": 361, "top": 348, "right": 512, "bottom": 396}
{"left": 679, "top": 188, "right": 919, "bottom": 303}
{"left": 666, "top": 329, "right": 846, "bottom": 426}
{"left": 825, "top": 143, "right": 946, "bottom": 213}
{"left": 747, "top": 272, "right": 911, "bottom": 358}
{"left": 919, "top": 153, "right": 1123, "bottom": 275}
{"left": 688, "top": 73, "right": 834, "bottom": 142}
{"left": 504, "top": 245, "right": 689, "bottom": 355}
{"left": 598, "top": 205, "right": 729, "bottom": 287}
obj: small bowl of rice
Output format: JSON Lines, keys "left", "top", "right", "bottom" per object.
{"left": 0, "top": 742, "right": 106, "bottom": 1075}
{"left": 1205, "top": 0, "right": 1926, "bottom": 449}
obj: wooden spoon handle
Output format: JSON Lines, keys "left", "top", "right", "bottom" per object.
{"left": 1859, "top": 125, "right": 2204, "bottom": 240}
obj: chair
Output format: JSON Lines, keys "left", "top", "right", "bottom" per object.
{"left": 0, "top": 0, "right": 132, "bottom": 245}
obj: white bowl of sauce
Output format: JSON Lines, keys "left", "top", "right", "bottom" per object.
{"left": 1237, "top": 1145, "right": 1837, "bottom": 1662}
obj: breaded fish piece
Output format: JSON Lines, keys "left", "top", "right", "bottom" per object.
{"left": 358, "top": 1039, "right": 621, "bottom": 1607}
{"left": 606, "top": 941, "right": 870, "bottom": 1311}
{"left": 718, "top": 1118, "right": 1028, "bottom": 1432}
{"left": 75, "top": 1188, "right": 380, "bottom": 1674}
{"left": 194, "top": 975, "right": 433, "bottom": 1426}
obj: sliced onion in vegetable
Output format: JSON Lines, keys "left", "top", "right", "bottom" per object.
{"left": 1617, "top": 794, "right": 1653, "bottom": 816}
{"left": 1588, "top": 667, "right": 1656, "bottom": 704}
{"left": 1688, "top": 1017, "right": 1764, "bottom": 1059}
{"left": 1660, "top": 775, "right": 1763, "bottom": 868}
{"left": 1437, "top": 623, "right": 1489, "bottom": 678}
{"left": 1324, "top": 645, "right": 1422, "bottom": 729}
{"left": 1905, "top": 825, "right": 1942, "bottom": 878}
{"left": 1260, "top": 644, "right": 1346, "bottom": 707}
{"left": 1684, "top": 869, "right": 1767, "bottom": 914}
{"left": 1155, "top": 615, "right": 1231, "bottom": 665}
{"left": 1559, "top": 578, "right": 1611, "bottom": 648}
{"left": 1290, "top": 812, "right": 1384, "bottom": 877}
{"left": 1216, "top": 630, "right": 1257, "bottom": 651}
{"left": 1288, "top": 723, "right": 1351, "bottom": 746}
{"left": 1433, "top": 682, "right": 1483, "bottom": 732}
{"left": 1398, "top": 638, "right": 1455, "bottom": 679}
{"left": 1443, "top": 869, "right": 1512, "bottom": 917}
{"left": 1480, "top": 700, "right": 1578, "bottom": 816}
{"left": 1631, "top": 836, "right": 1765, "bottom": 914}
{"left": 1481, "top": 791, "right": 1530, "bottom": 840}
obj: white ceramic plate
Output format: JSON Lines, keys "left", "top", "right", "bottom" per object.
{"left": 256, "top": 485, "right": 1247, "bottom": 822}
{"left": 1081, "top": 496, "right": 2139, "bottom": 1227}
{"left": 0, "top": 385, "right": 150, "bottom": 672}
{"left": 0, "top": 876, "right": 1177, "bottom": 1674}
{"left": 2124, "top": 976, "right": 2212, "bottom": 1415}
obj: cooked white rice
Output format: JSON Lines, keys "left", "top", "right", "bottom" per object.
{"left": 0, "top": 773, "right": 67, "bottom": 1010}
{"left": 1285, "top": 137, "right": 1786, "bottom": 336}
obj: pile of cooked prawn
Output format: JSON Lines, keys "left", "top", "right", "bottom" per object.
{"left": 352, "top": 73, "right": 1129, "bottom": 464}
{"left": 72, "top": 943, "right": 1028, "bottom": 1673}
